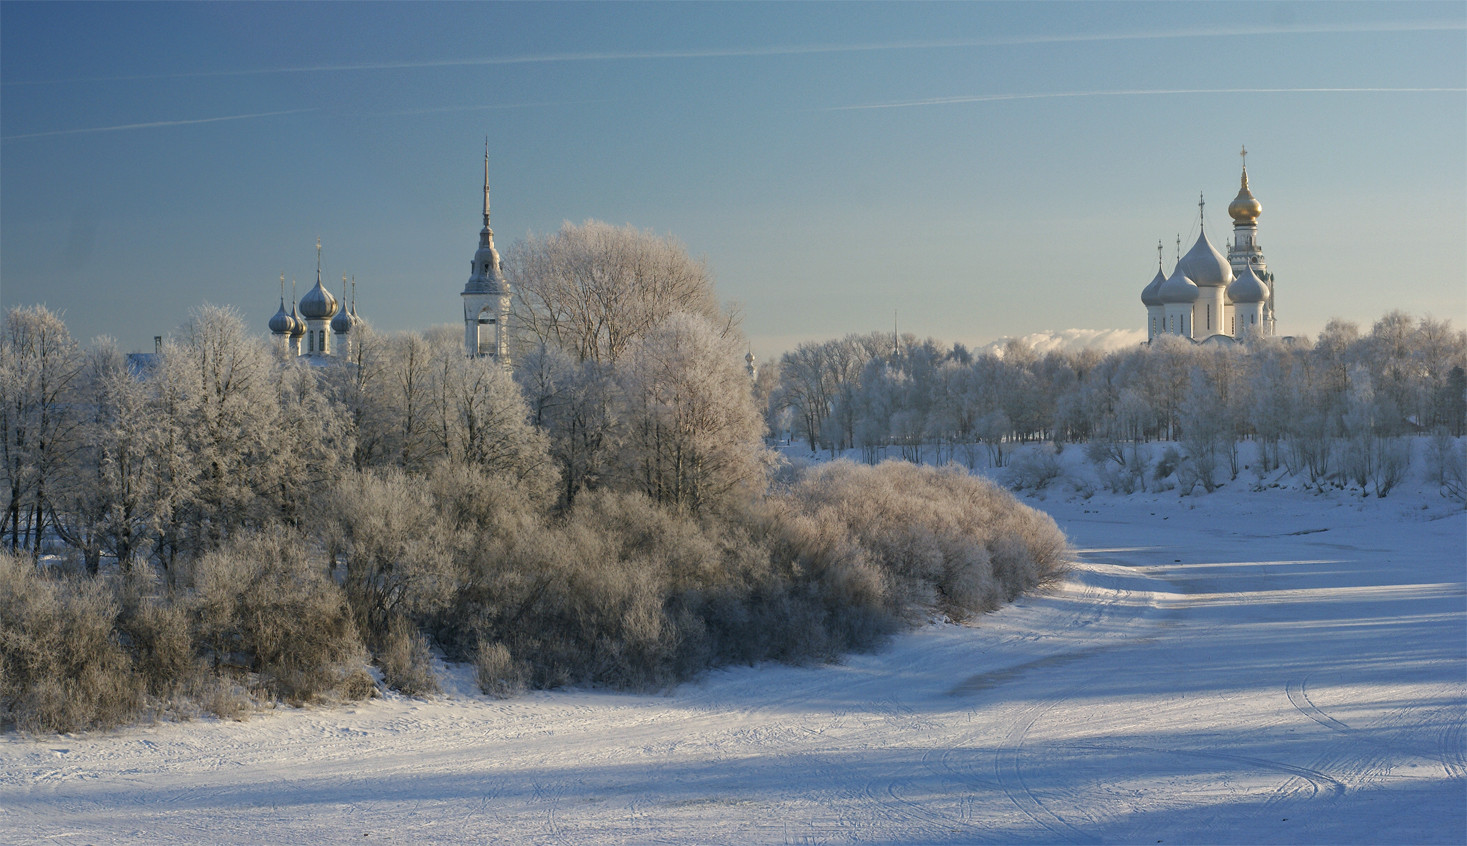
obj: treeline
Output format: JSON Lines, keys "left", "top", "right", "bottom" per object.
{"left": 0, "top": 222, "right": 1068, "bottom": 732}
{"left": 771, "top": 313, "right": 1467, "bottom": 497}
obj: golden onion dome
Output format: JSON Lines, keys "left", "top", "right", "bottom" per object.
{"left": 1228, "top": 169, "right": 1262, "bottom": 224}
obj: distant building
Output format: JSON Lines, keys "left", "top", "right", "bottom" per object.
{"left": 461, "top": 146, "right": 512, "bottom": 367}
{"left": 267, "top": 239, "right": 361, "bottom": 360}
{"left": 1142, "top": 147, "right": 1277, "bottom": 343}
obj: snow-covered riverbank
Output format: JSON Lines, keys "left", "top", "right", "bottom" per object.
{"left": 2, "top": 478, "right": 1462, "bottom": 845}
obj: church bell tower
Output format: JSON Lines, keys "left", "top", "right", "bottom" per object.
{"left": 462, "top": 143, "right": 512, "bottom": 366}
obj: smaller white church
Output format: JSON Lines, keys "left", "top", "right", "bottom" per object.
{"left": 1142, "top": 148, "right": 1277, "bottom": 343}
{"left": 267, "top": 238, "right": 363, "bottom": 359}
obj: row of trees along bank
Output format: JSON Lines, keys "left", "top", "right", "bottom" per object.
{"left": 769, "top": 314, "right": 1467, "bottom": 496}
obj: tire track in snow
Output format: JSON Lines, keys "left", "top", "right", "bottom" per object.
{"left": 1052, "top": 740, "right": 1347, "bottom": 805}
{"left": 994, "top": 689, "right": 1103, "bottom": 845}
{"left": 1285, "top": 676, "right": 1467, "bottom": 788}
{"left": 1439, "top": 708, "right": 1467, "bottom": 780}
{"left": 974, "top": 558, "right": 1179, "bottom": 843}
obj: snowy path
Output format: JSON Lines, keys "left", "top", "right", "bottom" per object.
{"left": 2, "top": 488, "right": 1463, "bottom": 844}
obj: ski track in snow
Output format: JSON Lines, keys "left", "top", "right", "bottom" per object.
{"left": 2, "top": 482, "right": 1464, "bottom": 845}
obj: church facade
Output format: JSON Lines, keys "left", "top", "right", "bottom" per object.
{"left": 1142, "top": 148, "right": 1277, "bottom": 343}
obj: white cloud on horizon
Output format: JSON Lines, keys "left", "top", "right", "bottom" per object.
{"left": 748, "top": 327, "right": 1147, "bottom": 363}
{"left": 980, "top": 328, "right": 1147, "bottom": 358}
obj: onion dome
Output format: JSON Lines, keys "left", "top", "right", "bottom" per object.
{"left": 1177, "top": 228, "right": 1234, "bottom": 288}
{"left": 1159, "top": 265, "right": 1201, "bottom": 304}
{"left": 298, "top": 277, "right": 338, "bottom": 320}
{"left": 268, "top": 299, "right": 295, "bottom": 335}
{"left": 1141, "top": 266, "right": 1166, "bottom": 307}
{"left": 1229, "top": 148, "right": 1262, "bottom": 224}
{"left": 331, "top": 276, "right": 354, "bottom": 333}
{"left": 298, "top": 240, "right": 339, "bottom": 320}
{"left": 1227, "top": 262, "right": 1270, "bottom": 304}
{"left": 288, "top": 303, "right": 305, "bottom": 338}
{"left": 330, "top": 304, "right": 353, "bottom": 333}
{"left": 1228, "top": 171, "right": 1261, "bottom": 224}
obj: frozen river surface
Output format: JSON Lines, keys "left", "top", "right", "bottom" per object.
{"left": 2, "top": 484, "right": 1463, "bottom": 844}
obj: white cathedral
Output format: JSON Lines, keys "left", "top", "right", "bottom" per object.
{"left": 1142, "top": 148, "right": 1277, "bottom": 343}
{"left": 269, "top": 147, "right": 512, "bottom": 367}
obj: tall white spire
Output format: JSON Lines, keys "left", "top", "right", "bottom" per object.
{"left": 462, "top": 143, "right": 512, "bottom": 365}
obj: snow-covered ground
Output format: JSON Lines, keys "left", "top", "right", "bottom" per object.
{"left": 2, "top": 456, "right": 1463, "bottom": 844}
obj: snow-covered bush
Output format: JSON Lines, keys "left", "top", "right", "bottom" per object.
{"left": 0, "top": 553, "right": 141, "bottom": 732}
{"left": 473, "top": 640, "right": 525, "bottom": 699}
{"left": 375, "top": 616, "right": 439, "bottom": 696}
{"left": 117, "top": 572, "right": 197, "bottom": 701}
{"left": 785, "top": 461, "right": 1069, "bottom": 621}
{"left": 1006, "top": 444, "right": 1062, "bottom": 491}
{"left": 193, "top": 529, "right": 368, "bottom": 705}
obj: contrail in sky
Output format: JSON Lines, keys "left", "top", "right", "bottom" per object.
{"left": 1, "top": 108, "right": 317, "bottom": 140}
{"left": 3, "top": 20, "right": 1462, "bottom": 86}
{"left": 828, "top": 87, "right": 1467, "bottom": 111}
{"left": 355, "top": 100, "right": 585, "bottom": 117}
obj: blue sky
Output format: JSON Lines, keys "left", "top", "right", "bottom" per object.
{"left": 2, "top": 1, "right": 1463, "bottom": 357}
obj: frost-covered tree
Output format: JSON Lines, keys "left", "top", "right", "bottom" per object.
{"left": 382, "top": 331, "right": 437, "bottom": 471}
{"left": 428, "top": 344, "right": 555, "bottom": 493}
{"left": 1178, "top": 370, "right": 1228, "bottom": 493}
{"left": 322, "top": 322, "right": 394, "bottom": 469}
{"left": 505, "top": 221, "right": 743, "bottom": 504}
{"left": 145, "top": 340, "right": 200, "bottom": 578}
{"left": 506, "top": 220, "right": 728, "bottom": 366}
{"left": 515, "top": 342, "right": 614, "bottom": 504}
{"left": 172, "top": 305, "right": 280, "bottom": 557}
{"left": 0, "top": 306, "right": 83, "bottom": 556}
{"left": 616, "top": 312, "right": 768, "bottom": 512}
{"left": 51, "top": 342, "right": 155, "bottom": 573}
{"left": 267, "top": 357, "right": 350, "bottom": 527}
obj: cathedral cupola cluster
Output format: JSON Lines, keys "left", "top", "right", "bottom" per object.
{"left": 1142, "top": 147, "right": 1277, "bottom": 343}
{"left": 268, "top": 240, "right": 364, "bottom": 359}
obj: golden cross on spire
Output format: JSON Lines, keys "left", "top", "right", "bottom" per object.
{"left": 1240, "top": 144, "right": 1248, "bottom": 170}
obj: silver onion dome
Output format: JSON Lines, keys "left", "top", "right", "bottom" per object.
{"left": 1227, "top": 263, "right": 1270, "bottom": 304}
{"left": 330, "top": 303, "right": 354, "bottom": 333}
{"left": 1159, "top": 265, "right": 1201, "bottom": 304}
{"left": 1177, "top": 229, "right": 1234, "bottom": 288}
{"left": 268, "top": 299, "right": 295, "bottom": 335}
{"left": 331, "top": 277, "right": 354, "bottom": 333}
{"left": 1141, "top": 267, "right": 1166, "bottom": 307}
{"left": 298, "top": 277, "right": 338, "bottom": 320}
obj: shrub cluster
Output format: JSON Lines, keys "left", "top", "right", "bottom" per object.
{"left": 1, "top": 533, "right": 375, "bottom": 733}
{"left": 434, "top": 460, "right": 1068, "bottom": 692}
{"left": 1, "top": 458, "right": 1069, "bottom": 731}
